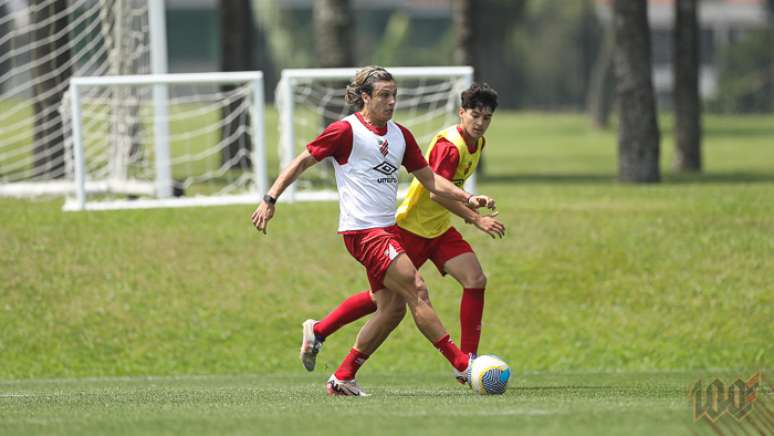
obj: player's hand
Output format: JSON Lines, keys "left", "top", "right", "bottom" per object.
{"left": 473, "top": 211, "right": 505, "bottom": 239}
{"left": 250, "top": 201, "right": 275, "bottom": 235}
{"left": 467, "top": 195, "right": 496, "bottom": 210}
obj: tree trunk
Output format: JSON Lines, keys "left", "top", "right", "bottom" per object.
{"left": 452, "top": 0, "right": 476, "bottom": 74}
{"left": 673, "top": 0, "right": 702, "bottom": 172}
{"left": 612, "top": 0, "right": 661, "bottom": 183}
{"left": 219, "top": 0, "right": 254, "bottom": 169}
{"left": 452, "top": 0, "right": 483, "bottom": 173}
{"left": 471, "top": 0, "right": 527, "bottom": 108}
{"left": 0, "top": 2, "right": 9, "bottom": 94}
{"left": 314, "top": 0, "right": 354, "bottom": 130}
{"left": 314, "top": 0, "right": 354, "bottom": 69}
{"left": 31, "top": 0, "right": 72, "bottom": 179}
{"left": 456, "top": 0, "right": 526, "bottom": 176}
{"left": 587, "top": 25, "right": 616, "bottom": 129}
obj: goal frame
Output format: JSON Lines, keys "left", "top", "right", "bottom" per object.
{"left": 64, "top": 71, "right": 266, "bottom": 211}
{"left": 277, "top": 66, "right": 475, "bottom": 202}
{"left": 0, "top": 0, "right": 165, "bottom": 198}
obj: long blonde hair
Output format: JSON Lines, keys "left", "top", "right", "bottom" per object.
{"left": 345, "top": 66, "right": 394, "bottom": 110}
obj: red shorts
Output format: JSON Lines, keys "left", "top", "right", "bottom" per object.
{"left": 342, "top": 225, "right": 407, "bottom": 291}
{"left": 399, "top": 226, "right": 474, "bottom": 275}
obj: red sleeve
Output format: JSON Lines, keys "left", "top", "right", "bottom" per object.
{"left": 305, "top": 120, "right": 352, "bottom": 164}
{"left": 397, "top": 123, "right": 428, "bottom": 172}
{"left": 427, "top": 138, "right": 460, "bottom": 181}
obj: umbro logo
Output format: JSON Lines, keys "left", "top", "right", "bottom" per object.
{"left": 373, "top": 161, "right": 398, "bottom": 175}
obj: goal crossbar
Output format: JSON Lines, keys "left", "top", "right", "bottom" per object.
{"left": 65, "top": 71, "right": 266, "bottom": 211}
{"left": 280, "top": 66, "right": 474, "bottom": 81}
{"left": 277, "top": 66, "right": 475, "bottom": 202}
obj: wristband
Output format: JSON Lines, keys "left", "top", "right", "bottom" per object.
{"left": 263, "top": 194, "right": 277, "bottom": 205}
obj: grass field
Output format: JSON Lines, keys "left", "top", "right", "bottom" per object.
{"left": 3, "top": 371, "right": 772, "bottom": 436}
{"left": 1, "top": 111, "right": 772, "bottom": 435}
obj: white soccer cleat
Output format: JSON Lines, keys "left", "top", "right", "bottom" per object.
{"left": 326, "top": 374, "right": 369, "bottom": 397}
{"left": 300, "top": 319, "right": 323, "bottom": 372}
{"left": 453, "top": 353, "right": 475, "bottom": 386}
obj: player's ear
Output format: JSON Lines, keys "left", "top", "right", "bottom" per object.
{"left": 458, "top": 106, "right": 465, "bottom": 117}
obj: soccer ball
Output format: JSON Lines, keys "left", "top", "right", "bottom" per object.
{"left": 469, "top": 355, "right": 510, "bottom": 395}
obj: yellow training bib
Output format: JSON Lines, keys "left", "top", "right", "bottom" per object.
{"left": 396, "top": 126, "right": 483, "bottom": 238}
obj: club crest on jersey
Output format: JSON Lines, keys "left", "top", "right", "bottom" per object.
{"left": 376, "top": 137, "right": 389, "bottom": 156}
{"left": 373, "top": 161, "right": 398, "bottom": 176}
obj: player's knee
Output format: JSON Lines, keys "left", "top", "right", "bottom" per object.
{"left": 384, "top": 303, "right": 406, "bottom": 325}
{"left": 460, "top": 270, "right": 486, "bottom": 289}
{"left": 415, "top": 282, "right": 432, "bottom": 306}
{"left": 470, "top": 272, "right": 487, "bottom": 289}
{"left": 402, "top": 278, "right": 431, "bottom": 307}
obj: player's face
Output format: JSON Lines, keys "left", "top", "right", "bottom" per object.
{"left": 362, "top": 80, "right": 397, "bottom": 125}
{"left": 458, "top": 106, "right": 494, "bottom": 140}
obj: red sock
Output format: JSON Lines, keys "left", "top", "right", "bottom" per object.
{"left": 334, "top": 348, "right": 370, "bottom": 380}
{"left": 314, "top": 290, "right": 377, "bottom": 339}
{"left": 433, "top": 334, "right": 469, "bottom": 372}
{"left": 460, "top": 288, "right": 485, "bottom": 355}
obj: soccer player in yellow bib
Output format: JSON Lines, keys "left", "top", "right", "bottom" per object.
{"left": 300, "top": 83, "right": 506, "bottom": 379}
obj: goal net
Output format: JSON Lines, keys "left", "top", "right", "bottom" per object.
{"left": 0, "top": 0, "right": 153, "bottom": 197}
{"left": 64, "top": 72, "right": 266, "bottom": 211}
{"left": 276, "top": 66, "right": 475, "bottom": 202}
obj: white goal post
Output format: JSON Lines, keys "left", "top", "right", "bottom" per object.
{"left": 276, "top": 66, "right": 475, "bottom": 203}
{"left": 64, "top": 71, "right": 266, "bottom": 211}
{"left": 0, "top": 0, "right": 163, "bottom": 197}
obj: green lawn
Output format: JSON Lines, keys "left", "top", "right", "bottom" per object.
{"left": 0, "top": 111, "right": 772, "bottom": 434}
{"left": 2, "top": 371, "right": 771, "bottom": 436}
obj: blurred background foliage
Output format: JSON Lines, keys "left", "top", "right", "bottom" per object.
{"left": 711, "top": 27, "right": 774, "bottom": 113}
{"left": 162, "top": 0, "right": 773, "bottom": 112}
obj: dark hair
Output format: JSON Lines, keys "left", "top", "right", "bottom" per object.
{"left": 461, "top": 83, "right": 498, "bottom": 112}
{"left": 345, "top": 66, "right": 394, "bottom": 110}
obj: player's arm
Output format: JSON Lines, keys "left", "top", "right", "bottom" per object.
{"left": 401, "top": 126, "right": 494, "bottom": 209}
{"left": 425, "top": 141, "right": 503, "bottom": 238}
{"left": 412, "top": 166, "right": 494, "bottom": 209}
{"left": 251, "top": 150, "right": 318, "bottom": 234}
{"left": 430, "top": 193, "right": 505, "bottom": 239}
{"left": 252, "top": 120, "right": 350, "bottom": 235}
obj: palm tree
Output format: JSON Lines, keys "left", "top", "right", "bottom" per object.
{"left": 612, "top": 0, "right": 661, "bottom": 183}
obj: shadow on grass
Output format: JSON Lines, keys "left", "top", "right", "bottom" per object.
{"left": 663, "top": 171, "right": 774, "bottom": 184}
{"left": 703, "top": 125, "right": 774, "bottom": 139}
{"left": 480, "top": 173, "right": 616, "bottom": 185}
{"left": 480, "top": 171, "right": 774, "bottom": 185}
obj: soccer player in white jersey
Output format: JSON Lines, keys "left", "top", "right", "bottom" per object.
{"left": 299, "top": 83, "right": 505, "bottom": 380}
{"left": 251, "top": 66, "right": 496, "bottom": 396}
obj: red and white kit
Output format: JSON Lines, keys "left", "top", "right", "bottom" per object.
{"left": 306, "top": 112, "right": 427, "bottom": 289}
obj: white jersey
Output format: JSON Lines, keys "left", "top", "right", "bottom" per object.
{"left": 333, "top": 114, "right": 407, "bottom": 231}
